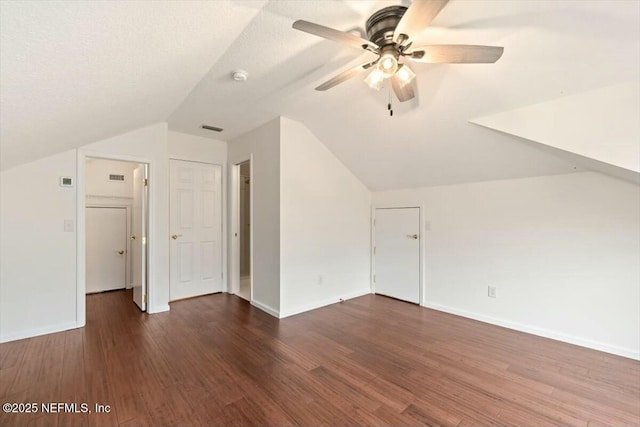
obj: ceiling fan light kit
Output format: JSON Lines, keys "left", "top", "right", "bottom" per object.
{"left": 395, "top": 64, "right": 416, "bottom": 88}
{"left": 377, "top": 48, "right": 399, "bottom": 77}
{"left": 292, "top": 0, "right": 504, "bottom": 111}
{"left": 364, "top": 68, "right": 385, "bottom": 91}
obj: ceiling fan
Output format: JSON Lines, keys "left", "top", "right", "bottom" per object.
{"left": 292, "top": 0, "right": 503, "bottom": 105}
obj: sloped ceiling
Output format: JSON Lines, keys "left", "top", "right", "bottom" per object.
{"left": 0, "top": 0, "right": 265, "bottom": 170}
{"left": 470, "top": 81, "right": 640, "bottom": 183}
{"left": 169, "top": 0, "right": 640, "bottom": 190}
{"left": 2, "top": 1, "right": 639, "bottom": 190}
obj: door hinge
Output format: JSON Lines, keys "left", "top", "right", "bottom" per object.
{"left": 373, "top": 274, "right": 376, "bottom": 283}
{"left": 221, "top": 271, "right": 224, "bottom": 280}
{"left": 142, "top": 236, "right": 146, "bottom": 245}
{"left": 143, "top": 294, "right": 147, "bottom": 304}
{"left": 144, "top": 178, "right": 148, "bottom": 187}
{"left": 373, "top": 246, "right": 376, "bottom": 255}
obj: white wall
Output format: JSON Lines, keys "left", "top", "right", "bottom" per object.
{"left": 1, "top": 123, "right": 169, "bottom": 342}
{"left": 0, "top": 150, "right": 78, "bottom": 342}
{"left": 80, "top": 123, "right": 170, "bottom": 317}
{"left": 279, "top": 118, "right": 372, "bottom": 317}
{"left": 227, "top": 117, "right": 372, "bottom": 317}
{"left": 86, "top": 158, "right": 137, "bottom": 198}
{"left": 0, "top": 124, "right": 238, "bottom": 342}
{"left": 229, "top": 118, "right": 281, "bottom": 315}
{"left": 168, "top": 131, "right": 227, "bottom": 164}
{"left": 374, "top": 172, "right": 640, "bottom": 359}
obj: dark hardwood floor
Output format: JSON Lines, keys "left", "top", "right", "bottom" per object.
{"left": 1, "top": 290, "right": 638, "bottom": 427}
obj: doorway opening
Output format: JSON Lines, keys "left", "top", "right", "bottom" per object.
{"left": 84, "top": 158, "right": 149, "bottom": 312}
{"left": 232, "top": 159, "right": 252, "bottom": 301}
{"left": 238, "top": 161, "right": 251, "bottom": 300}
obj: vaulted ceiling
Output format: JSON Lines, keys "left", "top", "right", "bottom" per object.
{"left": 2, "top": 0, "right": 639, "bottom": 190}
{"left": 0, "top": 0, "right": 265, "bottom": 170}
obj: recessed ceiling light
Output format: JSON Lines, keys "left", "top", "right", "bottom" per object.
{"left": 231, "top": 70, "right": 248, "bottom": 82}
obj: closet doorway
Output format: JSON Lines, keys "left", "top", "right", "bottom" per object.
{"left": 84, "top": 158, "right": 149, "bottom": 311}
{"left": 232, "top": 159, "right": 252, "bottom": 301}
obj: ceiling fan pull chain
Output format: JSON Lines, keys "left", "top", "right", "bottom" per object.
{"left": 388, "top": 86, "right": 393, "bottom": 116}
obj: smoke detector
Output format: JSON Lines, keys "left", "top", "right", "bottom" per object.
{"left": 231, "top": 70, "right": 248, "bottom": 82}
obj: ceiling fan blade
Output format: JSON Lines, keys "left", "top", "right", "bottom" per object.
{"left": 391, "top": 74, "right": 415, "bottom": 102}
{"left": 315, "top": 61, "right": 377, "bottom": 91}
{"left": 293, "top": 20, "right": 378, "bottom": 52}
{"left": 393, "top": 0, "right": 450, "bottom": 44}
{"left": 408, "top": 45, "right": 504, "bottom": 63}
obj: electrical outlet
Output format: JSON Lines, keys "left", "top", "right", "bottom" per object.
{"left": 488, "top": 286, "right": 497, "bottom": 298}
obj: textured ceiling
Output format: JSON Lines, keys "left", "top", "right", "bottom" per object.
{"left": 2, "top": 0, "right": 639, "bottom": 189}
{"left": 0, "top": 0, "right": 265, "bottom": 170}
{"left": 169, "top": 0, "right": 640, "bottom": 190}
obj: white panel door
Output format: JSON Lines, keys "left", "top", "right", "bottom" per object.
{"left": 170, "top": 160, "right": 222, "bottom": 300}
{"left": 374, "top": 207, "right": 420, "bottom": 304}
{"left": 132, "top": 165, "right": 147, "bottom": 311}
{"left": 86, "top": 207, "right": 127, "bottom": 293}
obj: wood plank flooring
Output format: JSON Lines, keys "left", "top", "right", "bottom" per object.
{"left": 1, "top": 290, "right": 638, "bottom": 426}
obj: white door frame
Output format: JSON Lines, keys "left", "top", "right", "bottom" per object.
{"left": 77, "top": 150, "right": 153, "bottom": 327}
{"left": 371, "top": 204, "right": 424, "bottom": 305}
{"left": 230, "top": 155, "right": 253, "bottom": 302}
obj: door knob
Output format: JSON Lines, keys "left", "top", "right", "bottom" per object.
{"left": 117, "top": 250, "right": 125, "bottom": 255}
{"left": 130, "top": 234, "right": 136, "bottom": 240}
{"left": 407, "top": 234, "right": 418, "bottom": 239}
{"left": 171, "top": 234, "right": 182, "bottom": 240}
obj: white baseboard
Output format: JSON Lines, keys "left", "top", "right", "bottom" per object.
{"left": 251, "top": 299, "right": 280, "bottom": 318}
{"left": 148, "top": 304, "right": 170, "bottom": 314}
{"left": 0, "top": 321, "right": 79, "bottom": 344}
{"left": 280, "top": 288, "right": 372, "bottom": 319}
{"left": 423, "top": 301, "right": 640, "bottom": 361}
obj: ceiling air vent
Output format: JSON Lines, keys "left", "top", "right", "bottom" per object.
{"left": 109, "top": 174, "right": 125, "bottom": 182}
{"left": 202, "top": 125, "right": 224, "bottom": 133}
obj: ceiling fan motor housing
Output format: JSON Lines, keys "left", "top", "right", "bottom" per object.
{"left": 365, "top": 6, "right": 407, "bottom": 47}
